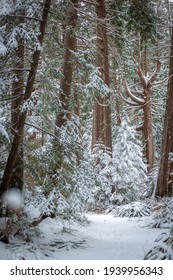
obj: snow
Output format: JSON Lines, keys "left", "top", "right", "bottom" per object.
{"left": 2, "top": 188, "right": 22, "bottom": 212}
{"left": 0, "top": 214, "right": 164, "bottom": 260}
{"left": 0, "top": 123, "right": 10, "bottom": 142}
{"left": 0, "top": 0, "right": 13, "bottom": 16}
{"left": 0, "top": 41, "right": 7, "bottom": 56}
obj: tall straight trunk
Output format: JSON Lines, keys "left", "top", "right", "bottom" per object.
{"left": 54, "top": 0, "right": 78, "bottom": 169}
{"left": 141, "top": 45, "right": 154, "bottom": 172}
{"left": 74, "top": 90, "right": 80, "bottom": 117}
{"left": 143, "top": 88, "right": 155, "bottom": 173}
{"left": 156, "top": 27, "right": 173, "bottom": 197}
{"left": 115, "top": 96, "right": 121, "bottom": 126}
{"left": 0, "top": 0, "right": 51, "bottom": 197}
{"left": 55, "top": 0, "right": 78, "bottom": 128}
{"left": 10, "top": 12, "right": 25, "bottom": 191}
{"left": 92, "top": 0, "right": 112, "bottom": 152}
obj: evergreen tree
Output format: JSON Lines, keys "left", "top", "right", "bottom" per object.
{"left": 112, "top": 118, "right": 148, "bottom": 204}
{"left": 0, "top": 0, "right": 52, "bottom": 197}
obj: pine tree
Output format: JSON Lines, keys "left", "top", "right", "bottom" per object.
{"left": 112, "top": 118, "right": 147, "bottom": 204}
{"left": 0, "top": 0, "right": 52, "bottom": 197}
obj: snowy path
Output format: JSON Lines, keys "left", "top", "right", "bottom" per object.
{"left": 55, "top": 214, "right": 163, "bottom": 260}
{"left": 0, "top": 214, "right": 163, "bottom": 260}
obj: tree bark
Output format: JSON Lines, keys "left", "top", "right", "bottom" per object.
{"left": 0, "top": 0, "right": 51, "bottom": 197}
{"left": 92, "top": 0, "right": 112, "bottom": 153}
{"left": 10, "top": 11, "right": 25, "bottom": 191}
{"left": 156, "top": 27, "right": 173, "bottom": 197}
{"left": 53, "top": 0, "right": 78, "bottom": 170}
{"left": 142, "top": 88, "right": 155, "bottom": 173}
{"left": 115, "top": 96, "right": 121, "bottom": 126}
{"left": 55, "top": 0, "right": 78, "bottom": 128}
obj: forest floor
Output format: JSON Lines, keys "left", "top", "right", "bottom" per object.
{"left": 0, "top": 213, "right": 165, "bottom": 260}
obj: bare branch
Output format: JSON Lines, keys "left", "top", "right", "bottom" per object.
{"left": 152, "top": 76, "right": 168, "bottom": 87}
{"left": 135, "top": 124, "right": 143, "bottom": 131}
{"left": 149, "top": 60, "right": 161, "bottom": 85}
{"left": 131, "top": 87, "right": 144, "bottom": 97}
{"left": 9, "top": 15, "right": 42, "bottom": 22}
{"left": 124, "top": 80, "right": 145, "bottom": 105}
{"left": 137, "top": 65, "right": 147, "bottom": 88}
{"left": 149, "top": 39, "right": 161, "bottom": 84}
{"left": 119, "top": 93, "right": 143, "bottom": 107}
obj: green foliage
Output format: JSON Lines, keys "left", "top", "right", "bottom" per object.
{"left": 109, "top": 0, "right": 158, "bottom": 47}
{"left": 127, "top": 0, "right": 157, "bottom": 42}
{"left": 109, "top": 0, "right": 128, "bottom": 49}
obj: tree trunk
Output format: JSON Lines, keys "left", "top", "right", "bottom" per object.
{"left": 74, "top": 90, "right": 80, "bottom": 117}
{"left": 55, "top": 0, "right": 78, "bottom": 128}
{"left": 92, "top": 0, "right": 112, "bottom": 153}
{"left": 10, "top": 12, "right": 25, "bottom": 191}
{"left": 143, "top": 88, "right": 155, "bottom": 173}
{"left": 0, "top": 0, "right": 51, "bottom": 197}
{"left": 115, "top": 96, "right": 121, "bottom": 126}
{"left": 123, "top": 35, "right": 162, "bottom": 172}
{"left": 53, "top": 0, "right": 78, "bottom": 169}
{"left": 156, "top": 27, "right": 173, "bottom": 197}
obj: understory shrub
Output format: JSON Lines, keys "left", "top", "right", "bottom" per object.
{"left": 113, "top": 202, "right": 152, "bottom": 218}
{"left": 144, "top": 198, "right": 173, "bottom": 260}
{"left": 144, "top": 226, "right": 173, "bottom": 260}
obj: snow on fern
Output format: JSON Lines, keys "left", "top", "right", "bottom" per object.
{"left": 144, "top": 226, "right": 173, "bottom": 260}
{"left": 150, "top": 198, "right": 173, "bottom": 229}
{"left": 144, "top": 244, "right": 173, "bottom": 260}
{"left": 144, "top": 199, "right": 173, "bottom": 260}
{"left": 115, "top": 202, "right": 151, "bottom": 218}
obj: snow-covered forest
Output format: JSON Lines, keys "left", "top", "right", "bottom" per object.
{"left": 0, "top": 0, "right": 173, "bottom": 260}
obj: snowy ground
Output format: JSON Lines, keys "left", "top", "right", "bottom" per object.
{"left": 0, "top": 214, "right": 164, "bottom": 260}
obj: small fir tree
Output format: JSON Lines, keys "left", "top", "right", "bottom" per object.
{"left": 112, "top": 118, "right": 148, "bottom": 204}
